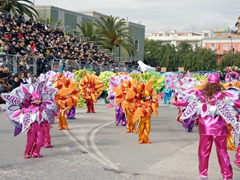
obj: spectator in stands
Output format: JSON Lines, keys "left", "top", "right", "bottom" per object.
{"left": 0, "top": 67, "right": 4, "bottom": 78}
{"left": 11, "top": 75, "right": 20, "bottom": 89}
{"left": 18, "top": 72, "right": 27, "bottom": 84}
{"left": 2, "top": 67, "right": 10, "bottom": 78}
{"left": 0, "top": 78, "right": 12, "bottom": 92}
{"left": 25, "top": 72, "right": 33, "bottom": 84}
{"left": 0, "top": 13, "right": 128, "bottom": 74}
{"left": 36, "top": 54, "right": 46, "bottom": 75}
{"left": 0, "top": 78, "right": 6, "bottom": 93}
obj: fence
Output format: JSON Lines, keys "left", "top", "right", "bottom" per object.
{"left": 0, "top": 54, "right": 139, "bottom": 75}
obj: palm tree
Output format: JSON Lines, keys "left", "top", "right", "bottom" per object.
{"left": 55, "top": 19, "right": 63, "bottom": 29}
{"left": 94, "top": 15, "right": 136, "bottom": 57}
{"left": 76, "top": 21, "right": 100, "bottom": 42}
{"left": 0, "top": 0, "right": 38, "bottom": 18}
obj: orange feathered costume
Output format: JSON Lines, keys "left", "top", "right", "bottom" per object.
{"left": 113, "top": 79, "right": 159, "bottom": 143}
{"left": 54, "top": 74, "right": 80, "bottom": 130}
{"left": 79, "top": 73, "right": 104, "bottom": 113}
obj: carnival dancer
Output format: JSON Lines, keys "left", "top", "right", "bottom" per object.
{"left": 174, "top": 77, "right": 200, "bottom": 132}
{"left": 107, "top": 95, "right": 126, "bottom": 126}
{"left": 25, "top": 92, "right": 44, "bottom": 157}
{"left": 85, "top": 83, "right": 95, "bottom": 113}
{"left": 53, "top": 71, "right": 80, "bottom": 130}
{"left": 164, "top": 87, "right": 172, "bottom": 104}
{"left": 135, "top": 90, "right": 158, "bottom": 144}
{"left": 107, "top": 75, "right": 131, "bottom": 126}
{"left": 115, "top": 104, "right": 126, "bottom": 126}
{"left": 79, "top": 73, "right": 104, "bottom": 113}
{"left": 175, "top": 95, "right": 182, "bottom": 123}
{"left": 173, "top": 73, "right": 240, "bottom": 180}
{"left": 113, "top": 79, "right": 158, "bottom": 141}
{"left": 163, "top": 72, "right": 177, "bottom": 104}
{"left": 1, "top": 79, "right": 58, "bottom": 158}
{"left": 66, "top": 105, "right": 76, "bottom": 119}
{"left": 36, "top": 71, "right": 58, "bottom": 148}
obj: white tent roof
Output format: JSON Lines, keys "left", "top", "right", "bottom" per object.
{"left": 137, "top": 60, "right": 156, "bottom": 72}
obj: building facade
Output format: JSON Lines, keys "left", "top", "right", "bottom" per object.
{"left": 145, "top": 30, "right": 207, "bottom": 49}
{"left": 146, "top": 27, "right": 240, "bottom": 64}
{"left": 34, "top": 5, "right": 145, "bottom": 62}
{"left": 202, "top": 35, "right": 240, "bottom": 63}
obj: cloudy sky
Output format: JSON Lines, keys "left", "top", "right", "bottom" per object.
{"left": 35, "top": 0, "right": 240, "bottom": 34}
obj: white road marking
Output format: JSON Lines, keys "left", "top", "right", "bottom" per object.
{"left": 63, "top": 121, "right": 119, "bottom": 170}
{"left": 89, "top": 121, "right": 119, "bottom": 170}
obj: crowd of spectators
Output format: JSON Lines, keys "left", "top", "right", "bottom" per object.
{"left": 0, "top": 12, "right": 138, "bottom": 75}
{"left": 0, "top": 66, "right": 36, "bottom": 98}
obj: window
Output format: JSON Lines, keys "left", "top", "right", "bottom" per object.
{"left": 134, "top": 40, "right": 139, "bottom": 51}
{"left": 204, "top": 33, "right": 209, "bottom": 37}
{"left": 230, "top": 44, "right": 234, "bottom": 51}
{"left": 223, "top": 45, "right": 228, "bottom": 51}
{"left": 238, "top": 45, "right": 240, "bottom": 52}
{"left": 209, "top": 44, "right": 215, "bottom": 51}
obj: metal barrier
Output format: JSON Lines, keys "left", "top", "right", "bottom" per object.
{"left": 0, "top": 54, "right": 139, "bottom": 75}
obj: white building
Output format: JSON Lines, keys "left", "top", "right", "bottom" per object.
{"left": 145, "top": 30, "right": 211, "bottom": 48}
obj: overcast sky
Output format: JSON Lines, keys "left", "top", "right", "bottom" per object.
{"left": 35, "top": 0, "right": 240, "bottom": 34}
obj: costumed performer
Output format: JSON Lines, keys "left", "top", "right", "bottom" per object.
{"left": 53, "top": 72, "right": 80, "bottom": 130}
{"left": 38, "top": 71, "right": 58, "bottom": 148}
{"left": 133, "top": 82, "right": 158, "bottom": 144}
{"left": 99, "top": 71, "right": 115, "bottom": 104}
{"left": 66, "top": 106, "right": 76, "bottom": 119}
{"left": 174, "top": 77, "right": 200, "bottom": 132}
{"left": 164, "top": 87, "right": 172, "bottom": 104}
{"left": 163, "top": 72, "right": 177, "bottom": 104}
{"left": 108, "top": 75, "right": 132, "bottom": 126}
{"left": 113, "top": 79, "right": 137, "bottom": 133}
{"left": 1, "top": 79, "right": 58, "bottom": 158}
{"left": 79, "top": 73, "right": 104, "bottom": 113}
{"left": 173, "top": 73, "right": 240, "bottom": 180}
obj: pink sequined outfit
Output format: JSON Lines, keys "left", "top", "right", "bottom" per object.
{"left": 24, "top": 122, "right": 43, "bottom": 158}
{"left": 198, "top": 115, "right": 232, "bottom": 179}
{"left": 235, "top": 143, "right": 240, "bottom": 168}
{"left": 42, "top": 121, "right": 52, "bottom": 148}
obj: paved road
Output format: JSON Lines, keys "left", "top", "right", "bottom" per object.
{"left": 0, "top": 99, "right": 240, "bottom": 180}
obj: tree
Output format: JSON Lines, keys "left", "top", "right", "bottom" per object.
{"left": 218, "top": 52, "right": 240, "bottom": 70}
{"left": 144, "top": 40, "right": 218, "bottom": 71}
{"left": 76, "top": 21, "right": 100, "bottom": 42}
{"left": 0, "top": 0, "right": 38, "bottom": 18}
{"left": 144, "top": 39, "right": 162, "bottom": 66}
{"left": 94, "top": 15, "right": 136, "bottom": 57}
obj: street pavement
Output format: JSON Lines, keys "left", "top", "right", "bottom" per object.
{"left": 0, "top": 99, "right": 240, "bottom": 180}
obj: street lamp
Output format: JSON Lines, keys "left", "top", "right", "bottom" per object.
{"left": 228, "top": 36, "right": 234, "bottom": 52}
